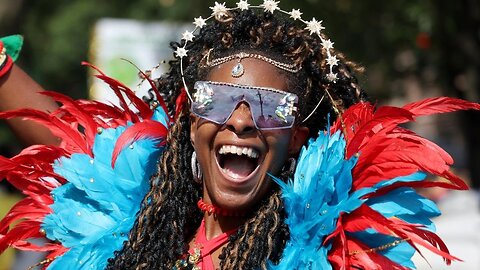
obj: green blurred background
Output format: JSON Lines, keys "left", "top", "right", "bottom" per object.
{"left": 0, "top": 0, "right": 479, "bottom": 269}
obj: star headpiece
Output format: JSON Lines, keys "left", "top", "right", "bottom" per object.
{"left": 175, "top": 0, "right": 339, "bottom": 101}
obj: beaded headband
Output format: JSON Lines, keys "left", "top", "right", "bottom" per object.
{"left": 201, "top": 49, "right": 301, "bottom": 78}
{"left": 174, "top": 0, "right": 339, "bottom": 102}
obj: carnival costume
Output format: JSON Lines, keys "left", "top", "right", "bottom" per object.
{"left": 1, "top": 1, "right": 480, "bottom": 269}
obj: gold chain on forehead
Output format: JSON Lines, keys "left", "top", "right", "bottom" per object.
{"left": 200, "top": 49, "right": 301, "bottom": 78}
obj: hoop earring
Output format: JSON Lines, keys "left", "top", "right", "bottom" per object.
{"left": 191, "top": 151, "right": 203, "bottom": 183}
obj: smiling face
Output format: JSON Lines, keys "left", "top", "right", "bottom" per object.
{"left": 190, "top": 58, "right": 308, "bottom": 211}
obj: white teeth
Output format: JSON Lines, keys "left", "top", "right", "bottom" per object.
{"left": 218, "top": 145, "right": 259, "bottom": 159}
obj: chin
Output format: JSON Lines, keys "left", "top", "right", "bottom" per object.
{"left": 206, "top": 172, "right": 274, "bottom": 212}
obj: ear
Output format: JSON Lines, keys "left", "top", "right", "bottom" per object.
{"left": 288, "top": 126, "right": 309, "bottom": 155}
{"left": 190, "top": 113, "right": 198, "bottom": 146}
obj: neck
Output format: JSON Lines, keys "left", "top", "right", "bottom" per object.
{"left": 197, "top": 198, "right": 247, "bottom": 240}
{"left": 202, "top": 211, "right": 247, "bottom": 240}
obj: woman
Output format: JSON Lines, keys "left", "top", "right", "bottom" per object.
{"left": 107, "top": 3, "right": 369, "bottom": 269}
{"left": 0, "top": 1, "right": 478, "bottom": 269}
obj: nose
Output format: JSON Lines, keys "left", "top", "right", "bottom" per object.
{"left": 225, "top": 102, "right": 256, "bottom": 134}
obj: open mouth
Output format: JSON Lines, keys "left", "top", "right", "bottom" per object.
{"left": 217, "top": 145, "right": 261, "bottom": 180}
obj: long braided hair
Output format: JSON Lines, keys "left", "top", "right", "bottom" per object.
{"left": 106, "top": 8, "right": 367, "bottom": 270}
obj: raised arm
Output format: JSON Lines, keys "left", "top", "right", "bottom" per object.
{"left": 0, "top": 64, "right": 60, "bottom": 146}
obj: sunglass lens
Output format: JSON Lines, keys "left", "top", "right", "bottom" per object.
{"left": 247, "top": 91, "right": 297, "bottom": 129}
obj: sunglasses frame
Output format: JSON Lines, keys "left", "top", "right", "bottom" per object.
{"left": 191, "top": 81, "right": 299, "bottom": 130}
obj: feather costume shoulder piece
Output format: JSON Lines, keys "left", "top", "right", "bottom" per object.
{"left": 270, "top": 98, "right": 480, "bottom": 270}
{"left": 0, "top": 63, "right": 171, "bottom": 269}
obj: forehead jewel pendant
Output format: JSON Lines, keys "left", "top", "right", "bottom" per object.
{"left": 231, "top": 61, "right": 245, "bottom": 78}
{"left": 231, "top": 53, "right": 247, "bottom": 78}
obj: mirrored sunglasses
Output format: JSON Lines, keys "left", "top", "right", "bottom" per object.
{"left": 191, "top": 81, "right": 299, "bottom": 130}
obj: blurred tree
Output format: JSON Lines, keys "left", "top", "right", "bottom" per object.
{"left": 431, "top": 0, "right": 480, "bottom": 188}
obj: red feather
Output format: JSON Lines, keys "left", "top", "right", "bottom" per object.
{"left": 76, "top": 100, "right": 128, "bottom": 127}
{"left": 40, "top": 91, "right": 99, "bottom": 148}
{"left": 133, "top": 64, "right": 171, "bottom": 123}
{"left": 403, "top": 97, "right": 480, "bottom": 116}
{"left": 82, "top": 62, "right": 147, "bottom": 122}
{"left": 111, "top": 119, "right": 168, "bottom": 167}
{"left": 327, "top": 217, "right": 349, "bottom": 270}
{"left": 332, "top": 98, "right": 480, "bottom": 191}
{"left": 345, "top": 205, "right": 458, "bottom": 264}
{"left": 345, "top": 105, "right": 414, "bottom": 158}
{"left": 11, "top": 241, "right": 63, "bottom": 253}
{"left": 0, "top": 220, "right": 45, "bottom": 253}
{"left": 174, "top": 88, "right": 188, "bottom": 120}
{"left": 0, "top": 109, "right": 90, "bottom": 155}
{"left": 0, "top": 197, "right": 52, "bottom": 233}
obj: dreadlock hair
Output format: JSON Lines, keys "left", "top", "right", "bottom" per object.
{"left": 106, "top": 8, "right": 367, "bottom": 270}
